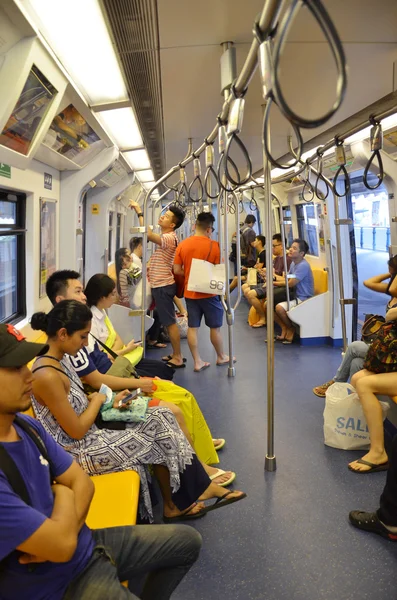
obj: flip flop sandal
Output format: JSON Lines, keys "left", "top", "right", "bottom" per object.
{"left": 209, "top": 469, "right": 236, "bottom": 487}
{"left": 213, "top": 438, "right": 225, "bottom": 450}
{"left": 348, "top": 458, "right": 389, "bottom": 474}
{"left": 162, "top": 502, "right": 207, "bottom": 523}
{"left": 216, "top": 359, "right": 237, "bottom": 366}
{"left": 162, "top": 355, "right": 187, "bottom": 363}
{"left": 194, "top": 363, "right": 211, "bottom": 372}
{"left": 203, "top": 490, "right": 247, "bottom": 514}
{"left": 166, "top": 361, "right": 186, "bottom": 369}
{"left": 251, "top": 322, "right": 266, "bottom": 328}
{"left": 147, "top": 342, "right": 168, "bottom": 349}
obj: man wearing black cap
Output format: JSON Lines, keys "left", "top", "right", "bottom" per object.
{"left": 0, "top": 323, "right": 201, "bottom": 599}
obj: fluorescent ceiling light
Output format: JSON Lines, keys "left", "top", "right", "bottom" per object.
{"left": 26, "top": 0, "right": 128, "bottom": 104}
{"left": 137, "top": 169, "right": 154, "bottom": 183}
{"left": 97, "top": 108, "right": 143, "bottom": 149}
{"left": 142, "top": 181, "right": 156, "bottom": 190}
{"left": 123, "top": 149, "right": 151, "bottom": 171}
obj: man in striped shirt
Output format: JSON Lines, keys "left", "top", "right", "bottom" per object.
{"left": 130, "top": 201, "right": 186, "bottom": 368}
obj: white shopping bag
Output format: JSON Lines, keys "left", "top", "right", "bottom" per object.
{"left": 130, "top": 279, "right": 152, "bottom": 311}
{"left": 323, "top": 382, "right": 389, "bottom": 451}
{"left": 246, "top": 267, "right": 258, "bottom": 286}
{"left": 187, "top": 258, "right": 226, "bottom": 295}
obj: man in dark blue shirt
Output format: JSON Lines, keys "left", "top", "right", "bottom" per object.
{"left": 0, "top": 324, "right": 201, "bottom": 599}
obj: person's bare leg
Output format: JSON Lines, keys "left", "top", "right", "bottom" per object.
{"left": 275, "top": 304, "right": 295, "bottom": 340}
{"left": 165, "top": 323, "right": 183, "bottom": 366}
{"left": 230, "top": 276, "right": 238, "bottom": 292}
{"left": 248, "top": 291, "right": 266, "bottom": 326}
{"left": 348, "top": 372, "right": 394, "bottom": 472}
{"left": 173, "top": 296, "right": 187, "bottom": 316}
{"left": 187, "top": 327, "right": 209, "bottom": 371}
{"left": 209, "top": 328, "right": 234, "bottom": 365}
{"left": 153, "top": 465, "right": 205, "bottom": 518}
{"left": 159, "top": 401, "right": 233, "bottom": 485}
{"left": 242, "top": 283, "right": 250, "bottom": 297}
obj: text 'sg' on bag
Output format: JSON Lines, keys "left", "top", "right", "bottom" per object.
{"left": 187, "top": 259, "right": 226, "bottom": 295}
{"left": 323, "top": 382, "right": 389, "bottom": 451}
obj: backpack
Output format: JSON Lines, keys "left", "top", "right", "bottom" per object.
{"left": 240, "top": 225, "right": 255, "bottom": 266}
{"left": 0, "top": 416, "right": 54, "bottom": 570}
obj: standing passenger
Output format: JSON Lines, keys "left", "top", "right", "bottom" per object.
{"left": 174, "top": 212, "right": 231, "bottom": 372}
{"left": 130, "top": 201, "right": 186, "bottom": 369}
{"left": 240, "top": 215, "right": 257, "bottom": 268}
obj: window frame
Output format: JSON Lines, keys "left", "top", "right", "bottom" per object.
{"left": 296, "top": 202, "right": 320, "bottom": 257}
{"left": 0, "top": 189, "right": 26, "bottom": 324}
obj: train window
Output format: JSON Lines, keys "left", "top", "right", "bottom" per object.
{"left": 296, "top": 203, "right": 319, "bottom": 257}
{"left": 282, "top": 207, "right": 294, "bottom": 247}
{"left": 116, "top": 213, "right": 122, "bottom": 251}
{"left": 108, "top": 211, "right": 114, "bottom": 262}
{"left": 0, "top": 191, "right": 26, "bottom": 323}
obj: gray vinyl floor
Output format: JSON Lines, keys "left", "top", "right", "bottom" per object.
{"left": 145, "top": 301, "right": 397, "bottom": 600}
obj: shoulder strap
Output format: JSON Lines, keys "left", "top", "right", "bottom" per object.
{"left": 0, "top": 444, "right": 30, "bottom": 505}
{"left": 32, "top": 363, "right": 86, "bottom": 394}
{"left": 14, "top": 416, "right": 55, "bottom": 482}
{"left": 90, "top": 333, "right": 118, "bottom": 360}
{"left": 205, "top": 241, "right": 213, "bottom": 262}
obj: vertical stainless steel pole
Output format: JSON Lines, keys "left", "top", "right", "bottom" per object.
{"left": 272, "top": 193, "right": 290, "bottom": 311}
{"left": 332, "top": 191, "right": 348, "bottom": 351}
{"left": 263, "top": 101, "right": 276, "bottom": 472}
{"left": 222, "top": 192, "right": 235, "bottom": 377}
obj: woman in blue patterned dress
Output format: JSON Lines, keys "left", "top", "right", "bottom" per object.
{"left": 30, "top": 300, "right": 246, "bottom": 522}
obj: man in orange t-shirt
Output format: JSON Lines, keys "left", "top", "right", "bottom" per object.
{"left": 174, "top": 212, "right": 230, "bottom": 372}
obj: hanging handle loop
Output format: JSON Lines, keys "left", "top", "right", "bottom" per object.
{"left": 302, "top": 162, "right": 315, "bottom": 202}
{"left": 314, "top": 149, "right": 330, "bottom": 200}
{"left": 177, "top": 167, "right": 189, "bottom": 205}
{"left": 204, "top": 144, "right": 219, "bottom": 199}
{"left": 188, "top": 157, "right": 204, "bottom": 202}
{"left": 250, "top": 187, "right": 258, "bottom": 211}
{"left": 363, "top": 118, "right": 384, "bottom": 190}
{"left": 333, "top": 139, "right": 351, "bottom": 198}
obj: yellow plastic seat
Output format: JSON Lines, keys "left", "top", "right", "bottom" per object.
{"left": 86, "top": 471, "right": 140, "bottom": 529}
{"left": 312, "top": 268, "right": 328, "bottom": 295}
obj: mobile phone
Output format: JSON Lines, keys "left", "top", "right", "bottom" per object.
{"left": 119, "top": 388, "right": 141, "bottom": 406}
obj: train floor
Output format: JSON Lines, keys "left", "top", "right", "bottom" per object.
{"left": 145, "top": 301, "right": 397, "bottom": 600}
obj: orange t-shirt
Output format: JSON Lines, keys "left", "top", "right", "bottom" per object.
{"left": 174, "top": 235, "right": 221, "bottom": 299}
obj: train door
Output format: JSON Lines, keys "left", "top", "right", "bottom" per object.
{"left": 76, "top": 191, "right": 87, "bottom": 284}
{"left": 348, "top": 168, "right": 390, "bottom": 338}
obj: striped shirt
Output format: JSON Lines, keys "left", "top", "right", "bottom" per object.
{"left": 149, "top": 231, "right": 178, "bottom": 288}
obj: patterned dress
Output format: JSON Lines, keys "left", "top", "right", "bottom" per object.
{"left": 31, "top": 355, "right": 195, "bottom": 521}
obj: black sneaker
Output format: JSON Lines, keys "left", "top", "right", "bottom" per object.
{"left": 349, "top": 511, "right": 397, "bottom": 541}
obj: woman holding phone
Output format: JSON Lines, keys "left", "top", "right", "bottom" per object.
{"left": 30, "top": 300, "right": 246, "bottom": 522}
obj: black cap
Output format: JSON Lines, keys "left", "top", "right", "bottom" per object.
{"left": 0, "top": 324, "right": 48, "bottom": 368}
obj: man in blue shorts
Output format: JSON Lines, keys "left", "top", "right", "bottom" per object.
{"left": 174, "top": 212, "right": 231, "bottom": 372}
{"left": 0, "top": 323, "right": 201, "bottom": 599}
{"left": 273, "top": 238, "right": 314, "bottom": 343}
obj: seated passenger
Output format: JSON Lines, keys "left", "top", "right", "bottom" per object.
{"left": 0, "top": 323, "right": 202, "bottom": 599}
{"left": 46, "top": 270, "right": 173, "bottom": 381}
{"left": 313, "top": 255, "right": 397, "bottom": 396}
{"left": 30, "top": 302, "right": 247, "bottom": 521}
{"left": 347, "top": 307, "right": 397, "bottom": 474}
{"left": 230, "top": 234, "right": 266, "bottom": 293}
{"left": 115, "top": 246, "right": 141, "bottom": 309}
{"left": 349, "top": 433, "right": 397, "bottom": 541}
{"left": 242, "top": 234, "right": 292, "bottom": 328}
{"left": 84, "top": 273, "right": 235, "bottom": 485}
{"left": 273, "top": 239, "right": 314, "bottom": 344}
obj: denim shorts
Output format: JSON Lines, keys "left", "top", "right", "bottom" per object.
{"left": 185, "top": 296, "right": 224, "bottom": 329}
{"left": 152, "top": 283, "right": 176, "bottom": 327}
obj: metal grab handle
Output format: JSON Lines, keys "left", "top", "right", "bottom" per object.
{"left": 272, "top": 0, "right": 347, "bottom": 129}
{"left": 333, "top": 164, "right": 350, "bottom": 197}
{"left": 263, "top": 98, "right": 303, "bottom": 168}
{"left": 314, "top": 151, "right": 330, "bottom": 200}
{"left": 302, "top": 163, "right": 315, "bottom": 202}
{"left": 333, "top": 139, "right": 350, "bottom": 198}
{"left": 188, "top": 177, "right": 204, "bottom": 203}
{"left": 363, "top": 119, "right": 384, "bottom": 190}
{"left": 224, "top": 132, "right": 253, "bottom": 186}
{"left": 249, "top": 188, "right": 258, "bottom": 211}
{"left": 204, "top": 166, "right": 219, "bottom": 199}
{"left": 363, "top": 150, "right": 384, "bottom": 190}
{"left": 217, "top": 152, "right": 241, "bottom": 192}
{"left": 327, "top": 239, "right": 335, "bottom": 329}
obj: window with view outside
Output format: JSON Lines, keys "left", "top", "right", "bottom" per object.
{"left": 296, "top": 203, "right": 319, "bottom": 257}
{"left": 0, "top": 193, "right": 25, "bottom": 323}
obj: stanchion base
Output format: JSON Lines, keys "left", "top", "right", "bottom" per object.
{"left": 228, "top": 366, "right": 236, "bottom": 377}
{"left": 265, "top": 455, "right": 277, "bottom": 472}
